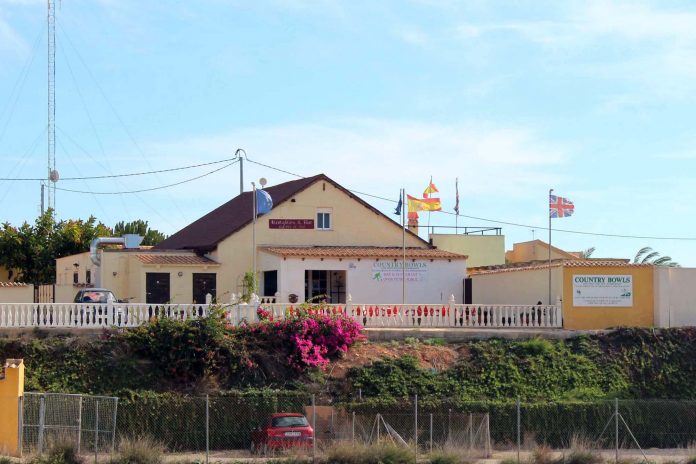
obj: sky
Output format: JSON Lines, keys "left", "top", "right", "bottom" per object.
{"left": 1, "top": 0, "right": 696, "bottom": 265}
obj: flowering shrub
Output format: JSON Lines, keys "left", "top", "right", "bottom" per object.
{"left": 238, "top": 304, "right": 364, "bottom": 371}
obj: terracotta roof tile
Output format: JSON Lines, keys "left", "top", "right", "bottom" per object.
{"left": 260, "top": 246, "right": 467, "bottom": 260}
{"left": 469, "top": 259, "right": 651, "bottom": 275}
{"left": 135, "top": 255, "right": 219, "bottom": 266}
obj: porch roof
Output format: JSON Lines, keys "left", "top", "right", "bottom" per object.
{"left": 260, "top": 246, "right": 467, "bottom": 260}
{"left": 135, "top": 254, "right": 220, "bottom": 266}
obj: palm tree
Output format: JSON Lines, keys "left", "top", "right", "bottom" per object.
{"left": 578, "top": 247, "right": 596, "bottom": 259}
{"left": 633, "top": 247, "right": 679, "bottom": 267}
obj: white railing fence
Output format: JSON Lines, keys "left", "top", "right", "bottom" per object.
{"left": 0, "top": 295, "right": 562, "bottom": 329}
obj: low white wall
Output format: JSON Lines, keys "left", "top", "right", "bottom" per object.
{"left": 271, "top": 256, "right": 466, "bottom": 304}
{"left": 471, "top": 267, "right": 563, "bottom": 305}
{"left": 0, "top": 285, "right": 34, "bottom": 303}
{"left": 654, "top": 267, "right": 696, "bottom": 327}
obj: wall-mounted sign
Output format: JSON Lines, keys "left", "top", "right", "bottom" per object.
{"left": 269, "top": 219, "right": 314, "bottom": 229}
{"left": 372, "top": 261, "right": 428, "bottom": 282}
{"left": 572, "top": 274, "right": 633, "bottom": 307}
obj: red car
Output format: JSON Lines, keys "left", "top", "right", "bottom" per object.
{"left": 250, "top": 413, "right": 314, "bottom": 454}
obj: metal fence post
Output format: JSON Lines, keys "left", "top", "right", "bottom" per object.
{"left": 77, "top": 395, "right": 83, "bottom": 454}
{"left": 352, "top": 411, "right": 355, "bottom": 446}
{"left": 18, "top": 395, "right": 24, "bottom": 458}
{"left": 111, "top": 398, "right": 118, "bottom": 458}
{"left": 205, "top": 395, "right": 210, "bottom": 464}
{"left": 615, "top": 398, "right": 619, "bottom": 464}
{"left": 38, "top": 394, "right": 45, "bottom": 455}
{"left": 469, "top": 413, "right": 473, "bottom": 449}
{"left": 429, "top": 413, "right": 433, "bottom": 454}
{"left": 414, "top": 394, "right": 418, "bottom": 463}
{"left": 95, "top": 399, "right": 100, "bottom": 464}
{"left": 312, "top": 394, "right": 317, "bottom": 463}
{"left": 517, "top": 398, "right": 521, "bottom": 463}
{"left": 447, "top": 409, "right": 451, "bottom": 444}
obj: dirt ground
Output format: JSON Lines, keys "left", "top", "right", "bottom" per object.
{"left": 327, "top": 340, "right": 461, "bottom": 379}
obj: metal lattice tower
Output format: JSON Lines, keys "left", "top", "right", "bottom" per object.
{"left": 46, "top": 0, "right": 57, "bottom": 212}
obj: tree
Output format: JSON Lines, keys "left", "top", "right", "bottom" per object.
{"left": 633, "top": 247, "right": 679, "bottom": 267}
{"left": 113, "top": 220, "right": 166, "bottom": 246}
{"left": 0, "top": 210, "right": 111, "bottom": 283}
{"left": 578, "top": 247, "right": 596, "bottom": 259}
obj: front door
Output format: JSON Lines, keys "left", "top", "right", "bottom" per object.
{"left": 304, "top": 270, "right": 346, "bottom": 304}
{"left": 193, "top": 273, "right": 216, "bottom": 304}
{"left": 146, "top": 272, "right": 170, "bottom": 304}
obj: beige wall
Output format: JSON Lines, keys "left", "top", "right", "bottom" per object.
{"left": 430, "top": 234, "right": 504, "bottom": 267}
{"left": 562, "top": 266, "right": 653, "bottom": 330}
{"left": 0, "top": 285, "right": 34, "bottom": 303}
{"left": 55, "top": 252, "right": 95, "bottom": 287}
{"left": 211, "top": 180, "right": 428, "bottom": 299}
{"left": 506, "top": 241, "right": 576, "bottom": 263}
{"left": 654, "top": 267, "right": 696, "bottom": 327}
{"left": 471, "top": 267, "right": 563, "bottom": 305}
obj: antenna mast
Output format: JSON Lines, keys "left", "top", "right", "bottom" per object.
{"left": 46, "top": 0, "right": 58, "bottom": 213}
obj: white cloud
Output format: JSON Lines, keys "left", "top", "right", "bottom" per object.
{"left": 0, "top": 14, "right": 28, "bottom": 58}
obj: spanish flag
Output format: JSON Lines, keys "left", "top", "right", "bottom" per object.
{"left": 408, "top": 195, "right": 442, "bottom": 213}
{"left": 423, "top": 180, "right": 439, "bottom": 199}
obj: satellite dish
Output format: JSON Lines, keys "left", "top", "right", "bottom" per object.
{"left": 259, "top": 177, "right": 267, "bottom": 187}
{"left": 49, "top": 170, "right": 60, "bottom": 182}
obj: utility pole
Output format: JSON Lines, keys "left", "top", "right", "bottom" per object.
{"left": 235, "top": 148, "right": 247, "bottom": 195}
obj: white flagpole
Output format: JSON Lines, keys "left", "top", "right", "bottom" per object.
{"left": 455, "top": 177, "right": 459, "bottom": 233}
{"left": 252, "top": 182, "right": 257, "bottom": 295}
{"left": 402, "top": 188, "right": 406, "bottom": 305}
{"left": 548, "top": 188, "right": 553, "bottom": 305}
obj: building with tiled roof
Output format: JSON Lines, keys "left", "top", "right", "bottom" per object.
{"left": 55, "top": 174, "right": 467, "bottom": 304}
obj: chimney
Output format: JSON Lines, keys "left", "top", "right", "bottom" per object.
{"left": 407, "top": 214, "right": 419, "bottom": 235}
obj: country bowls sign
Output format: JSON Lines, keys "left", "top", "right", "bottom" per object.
{"left": 572, "top": 275, "right": 633, "bottom": 307}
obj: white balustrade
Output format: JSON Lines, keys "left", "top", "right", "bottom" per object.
{"left": 0, "top": 301, "right": 562, "bottom": 329}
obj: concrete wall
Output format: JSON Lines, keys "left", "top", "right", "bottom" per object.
{"left": 0, "top": 285, "right": 33, "bottom": 303}
{"left": 211, "top": 180, "right": 428, "bottom": 300}
{"left": 562, "top": 266, "right": 653, "bottom": 330}
{"left": 430, "top": 234, "right": 504, "bottom": 267}
{"left": 505, "top": 240, "right": 577, "bottom": 263}
{"left": 261, "top": 253, "right": 466, "bottom": 304}
{"left": 654, "top": 267, "right": 696, "bottom": 327}
{"left": 470, "top": 267, "right": 563, "bottom": 305}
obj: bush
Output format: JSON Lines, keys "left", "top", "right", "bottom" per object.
{"left": 113, "top": 437, "right": 164, "bottom": 464}
{"left": 428, "top": 449, "right": 469, "bottom": 464}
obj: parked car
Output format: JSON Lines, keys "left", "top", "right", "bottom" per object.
{"left": 73, "top": 288, "right": 120, "bottom": 303}
{"left": 250, "top": 413, "right": 314, "bottom": 454}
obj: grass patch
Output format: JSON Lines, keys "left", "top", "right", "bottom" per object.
{"left": 324, "top": 443, "right": 413, "bottom": 464}
{"left": 30, "top": 440, "right": 84, "bottom": 464}
{"left": 113, "top": 437, "right": 164, "bottom": 464}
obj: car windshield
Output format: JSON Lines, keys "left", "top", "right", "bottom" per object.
{"left": 77, "top": 291, "right": 113, "bottom": 303}
{"left": 271, "top": 416, "right": 308, "bottom": 428}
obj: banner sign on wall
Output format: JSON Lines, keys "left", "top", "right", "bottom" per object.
{"left": 269, "top": 219, "right": 314, "bottom": 229}
{"left": 372, "top": 261, "right": 428, "bottom": 282}
{"left": 572, "top": 274, "right": 633, "bottom": 307}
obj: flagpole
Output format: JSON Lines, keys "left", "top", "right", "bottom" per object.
{"left": 427, "top": 176, "right": 432, "bottom": 237}
{"left": 455, "top": 177, "right": 459, "bottom": 233}
{"left": 252, "top": 182, "right": 257, "bottom": 296}
{"left": 402, "top": 188, "right": 406, "bottom": 305}
{"left": 548, "top": 188, "right": 553, "bottom": 305}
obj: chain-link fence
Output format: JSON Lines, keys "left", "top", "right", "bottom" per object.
{"left": 18, "top": 395, "right": 696, "bottom": 462}
{"left": 21, "top": 393, "right": 119, "bottom": 457}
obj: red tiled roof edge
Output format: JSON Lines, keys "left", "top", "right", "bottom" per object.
{"left": 260, "top": 246, "right": 467, "bottom": 259}
{"left": 470, "top": 259, "right": 650, "bottom": 275}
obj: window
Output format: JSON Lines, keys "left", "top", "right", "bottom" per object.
{"left": 86, "top": 270, "right": 91, "bottom": 284}
{"left": 316, "top": 208, "right": 332, "bottom": 230}
{"left": 263, "top": 270, "right": 278, "bottom": 297}
{"left": 73, "top": 271, "right": 78, "bottom": 284}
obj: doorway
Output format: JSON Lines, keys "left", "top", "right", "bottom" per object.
{"left": 304, "top": 270, "right": 346, "bottom": 304}
{"left": 193, "top": 273, "right": 216, "bottom": 304}
{"left": 146, "top": 272, "right": 170, "bottom": 304}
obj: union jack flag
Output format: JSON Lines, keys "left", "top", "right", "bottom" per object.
{"left": 549, "top": 194, "right": 574, "bottom": 218}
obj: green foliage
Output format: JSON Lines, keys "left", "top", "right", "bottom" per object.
{"left": 113, "top": 220, "right": 166, "bottom": 246}
{"left": 515, "top": 337, "right": 554, "bottom": 356}
{"left": 428, "top": 450, "right": 469, "bottom": 464}
{"left": 241, "top": 271, "right": 257, "bottom": 302}
{"left": 423, "top": 338, "right": 447, "bottom": 347}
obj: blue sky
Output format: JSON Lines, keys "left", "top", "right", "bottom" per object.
{"left": 1, "top": 0, "right": 696, "bottom": 265}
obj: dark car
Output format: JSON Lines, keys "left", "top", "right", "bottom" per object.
{"left": 73, "top": 288, "right": 119, "bottom": 303}
{"left": 72, "top": 288, "right": 128, "bottom": 325}
{"left": 250, "top": 413, "right": 314, "bottom": 454}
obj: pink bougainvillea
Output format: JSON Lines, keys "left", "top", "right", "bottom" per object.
{"left": 236, "top": 305, "right": 364, "bottom": 371}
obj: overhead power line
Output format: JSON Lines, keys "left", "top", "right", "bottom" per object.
{"left": 244, "top": 157, "right": 696, "bottom": 241}
{"left": 0, "top": 157, "right": 237, "bottom": 181}
{"left": 55, "top": 159, "right": 238, "bottom": 194}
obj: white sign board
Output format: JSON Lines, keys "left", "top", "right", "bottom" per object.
{"left": 572, "top": 274, "right": 633, "bottom": 307}
{"left": 372, "top": 261, "right": 428, "bottom": 282}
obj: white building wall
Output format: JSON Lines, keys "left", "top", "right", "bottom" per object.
{"left": 471, "top": 267, "right": 564, "bottom": 305}
{"left": 261, "top": 254, "right": 466, "bottom": 304}
{"left": 654, "top": 267, "right": 696, "bottom": 327}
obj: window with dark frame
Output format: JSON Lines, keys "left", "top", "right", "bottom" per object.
{"left": 192, "top": 273, "right": 216, "bottom": 304}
